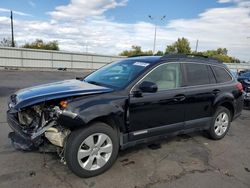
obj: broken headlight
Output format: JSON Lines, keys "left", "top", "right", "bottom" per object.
{"left": 18, "top": 111, "right": 34, "bottom": 125}
{"left": 18, "top": 105, "right": 42, "bottom": 126}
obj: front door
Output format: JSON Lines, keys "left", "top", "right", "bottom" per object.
{"left": 128, "top": 62, "right": 186, "bottom": 140}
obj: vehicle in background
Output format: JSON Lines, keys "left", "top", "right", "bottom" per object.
{"left": 237, "top": 71, "right": 250, "bottom": 108}
{"left": 242, "top": 80, "right": 250, "bottom": 108}
{"left": 238, "top": 71, "right": 250, "bottom": 82}
{"left": 238, "top": 69, "right": 250, "bottom": 76}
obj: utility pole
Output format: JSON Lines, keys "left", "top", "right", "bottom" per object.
{"left": 148, "top": 15, "right": 166, "bottom": 54}
{"left": 195, "top": 39, "right": 199, "bottom": 52}
{"left": 10, "top": 10, "right": 15, "bottom": 47}
{"left": 247, "top": 37, "right": 250, "bottom": 63}
{"left": 85, "top": 40, "right": 88, "bottom": 53}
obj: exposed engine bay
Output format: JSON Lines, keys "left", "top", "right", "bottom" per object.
{"left": 8, "top": 102, "right": 71, "bottom": 154}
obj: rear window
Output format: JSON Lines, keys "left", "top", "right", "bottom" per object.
{"left": 212, "top": 66, "right": 232, "bottom": 83}
{"left": 184, "top": 63, "right": 213, "bottom": 86}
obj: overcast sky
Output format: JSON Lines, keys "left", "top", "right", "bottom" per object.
{"left": 0, "top": 0, "right": 249, "bottom": 61}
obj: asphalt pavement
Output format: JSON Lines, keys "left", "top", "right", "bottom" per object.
{"left": 0, "top": 70, "right": 249, "bottom": 188}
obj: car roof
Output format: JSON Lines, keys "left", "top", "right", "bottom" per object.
{"left": 127, "top": 54, "right": 224, "bottom": 66}
{"left": 126, "top": 56, "right": 162, "bottom": 63}
{"left": 160, "top": 54, "right": 224, "bottom": 65}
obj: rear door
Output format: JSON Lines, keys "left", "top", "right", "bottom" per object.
{"left": 182, "top": 63, "right": 217, "bottom": 129}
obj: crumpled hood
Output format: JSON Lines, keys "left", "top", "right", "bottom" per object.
{"left": 11, "top": 79, "right": 113, "bottom": 109}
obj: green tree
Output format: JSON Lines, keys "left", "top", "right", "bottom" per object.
{"left": 119, "top": 45, "right": 153, "bottom": 57}
{"left": 165, "top": 37, "right": 191, "bottom": 54}
{"left": 119, "top": 39, "right": 240, "bottom": 63}
{"left": 23, "top": 39, "right": 59, "bottom": 50}
{"left": 175, "top": 38, "right": 191, "bottom": 54}
{"left": 193, "top": 48, "right": 239, "bottom": 63}
{"left": 0, "top": 37, "right": 17, "bottom": 47}
{"left": 155, "top": 50, "right": 164, "bottom": 56}
{"left": 216, "top": 48, "right": 228, "bottom": 55}
{"left": 165, "top": 44, "right": 176, "bottom": 54}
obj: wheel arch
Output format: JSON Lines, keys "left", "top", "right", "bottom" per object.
{"left": 87, "top": 115, "right": 122, "bottom": 134}
{"left": 215, "top": 101, "right": 235, "bottom": 121}
{"left": 59, "top": 112, "right": 124, "bottom": 129}
{"left": 213, "top": 92, "right": 236, "bottom": 120}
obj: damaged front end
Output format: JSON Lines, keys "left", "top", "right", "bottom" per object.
{"left": 6, "top": 79, "right": 112, "bottom": 155}
{"left": 7, "top": 101, "right": 71, "bottom": 152}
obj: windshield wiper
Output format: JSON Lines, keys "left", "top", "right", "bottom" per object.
{"left": 85, "top": 80, "right": 103, "bottom": 86}
{"left": 76, "top": 76, "right": 84, "bottom": 81}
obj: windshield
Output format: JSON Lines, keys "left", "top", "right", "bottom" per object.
{"left": 84, "top": 59, "right": 151, "bottom": 89}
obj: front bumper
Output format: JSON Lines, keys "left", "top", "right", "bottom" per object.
{"left": 7, "top": 111, "right": 30, "bottom": 140}
{"left": 7, "top": 111, "right": 40, "bottom": 150}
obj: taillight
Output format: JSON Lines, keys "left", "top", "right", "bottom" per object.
{"left": 236, "top": 82, "right": 243, "bottom": 92}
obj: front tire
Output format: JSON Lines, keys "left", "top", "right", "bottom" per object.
{"left": 65, "top": 122, "right": 119, "bottom": 178}
{"left": 207, "top": 107, "right": 231, "bottom": 140}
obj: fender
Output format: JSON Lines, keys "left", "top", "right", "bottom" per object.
{"left": 57, "top": 95, "right": 128, "bottom": 132}
{"left": 213, "top": 92, "right": 235, "bottom": 115}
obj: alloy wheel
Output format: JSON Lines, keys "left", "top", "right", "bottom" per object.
{"left": 77, "top": 133, "right": 113, "bottom": 171}
{"left": 214, "top": 112, "right": 229, "bottom": 136}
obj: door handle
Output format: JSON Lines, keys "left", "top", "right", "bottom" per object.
{"left": 212, "top": 89, "right": 221, "bottom": 95}
{"left": 173, "top": 95, "right": 186, "bottom": 102}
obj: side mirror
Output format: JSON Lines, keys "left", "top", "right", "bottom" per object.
{"left": 139, "top": 81, "right": 158, "bottom": 93}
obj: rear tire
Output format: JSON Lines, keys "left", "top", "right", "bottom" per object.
{"left": 207, "top": 107, "right": 231, "bottom": 140}
{"left": 65, "top": 122, "right": 119, "bottom": 178}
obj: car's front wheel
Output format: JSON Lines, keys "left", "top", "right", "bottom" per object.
{"left": 207, "top": 106, "right": 231, "bottom": 140}
{"left": 65, "top": 122, "right": 119, "bottom": 178}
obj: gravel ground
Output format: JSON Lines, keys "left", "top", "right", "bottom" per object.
{"left": 0, "top": 70, "right": 249, "bottom": 188}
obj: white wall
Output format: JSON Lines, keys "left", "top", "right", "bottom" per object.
{"left": 1, "top": 47, "right": 249, "bottom": 71}
{"left": 0, "top": 47, "right": 124, "bottom": 70}
{"left": 225, "top": 63, "right": 250, "bottom": 71}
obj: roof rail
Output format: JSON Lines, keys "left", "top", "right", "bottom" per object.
{"left": 160, "top": 53, "right": 221, "bottom": 63}
{"left": 128, "top": 54, "right": 153, "bottom": 57}
{"left": 160, "top": 53, "right": 187, "bottom": 58}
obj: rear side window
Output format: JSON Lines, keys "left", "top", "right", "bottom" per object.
{"left": 212, "top": 66, "right": 232, "bottom": 83}
{"left": 184, "top": 63, "right": 212, "bottom": 86}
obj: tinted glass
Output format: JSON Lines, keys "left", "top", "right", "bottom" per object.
{"left": 212, "top": 66, "right": 232, "bottom": 83}
{"left": 142, "top": 63, "right": 182, "bottom": 91}
{"left": 208, "top": 66, "right": 217, "bottom": 83}
{"left": 230, "top": 70, "right": 238, "bottom": 79}
{"left": 184, "top": 63, "right": 211, "bottom": 86}
{"left": 85, "top": 60, "right": 151, "bottom": 89}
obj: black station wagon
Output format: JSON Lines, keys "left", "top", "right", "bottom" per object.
{"left": 7, "top": 54, "right": 244, "bottom": 177}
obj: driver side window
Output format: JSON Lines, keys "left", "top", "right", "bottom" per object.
{"left": 142, "top": 63, "right": 182, "bottom": 91}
